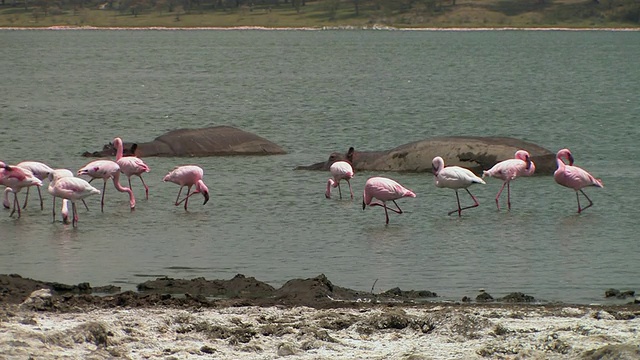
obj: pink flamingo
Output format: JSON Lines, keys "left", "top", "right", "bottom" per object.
{"left": 0, "top": 164, "right": 43, "bottom": 218}
{"left": 47, "top": 176, "right": 100, "bottom": 227}
{"left": 362, "top": 176, "right": 416, "bottom": 225}
{"left": 113, "top": 137, "right": 151, "bottom": 200}
{"left": 482, "top": 150, "right": 536, "bottom": 210}
{"left": 48, "top": 169, "right": 89, "bottom": 224}
{"left": 163, "top": 165, "right": 210, "bottom": 211}
{"left": 432, "top": 156, "right": 486, "bottom": 217}
{"left": 554, "top": 148, "right": 603, "bottom": 213}
{"left": 15, "top": 161, "right": 54, "bottom": 210}
{"left": 326, "top": 161, "right": 354, "bottom": 199}
{"left": 77, "top": 160, "right": 136, "bottom": 211}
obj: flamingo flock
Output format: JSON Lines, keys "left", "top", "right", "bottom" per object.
{"left": 0, "top": 137, "right": 210, "bottom": 228}
{"left": 0, "top": 146, "right": 604, "bottom": 227}
{"left": 330, "top": 149, "right": 603, "bottom": 225}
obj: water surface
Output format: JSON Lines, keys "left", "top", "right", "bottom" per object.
{"left": 1, "top": 29, "right": 639, "bottom": 304}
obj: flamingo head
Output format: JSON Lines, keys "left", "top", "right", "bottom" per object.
{"left": 432, "top": 156, "right": 444, "bottom": 175}
{"left": 556, "top": 148, "right": 574, "bottom": 166}
{"left": 196, "top": 180, "right": 210, "bottom": 205}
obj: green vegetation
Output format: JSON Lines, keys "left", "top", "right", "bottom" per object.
{"left": 0, "top": 0, "right": 638, "bottom": 28}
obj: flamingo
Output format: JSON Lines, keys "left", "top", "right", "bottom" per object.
{"left": 0, "top": 164, "right": 43, "bottom": 218}
{"left": 47, "top": 177, "right": 100, "bottom": 227}
{"left": 162, "top": 165, "right": 210, "bottom": 211}
{"left": 113, "top": 137, "right": 151, "bottom": 200}
{"left": 554, "top": 148, "right": 603, "bottom": 213}
{"left": 15, "top": 161, "right": 54, "bottom": 211}
{"left": 48, "top": 169, "right": 89, "bottom": 224}
{"left": 362, "top": 176, "right": 416, "bottom": 225}
{"left": 482, "top": 150, "right": 536, "bottom": 210}
{"left": 326, "top": 161, "right": 354, "bottom": 199}
{"left": 77, "top": 160, "right": 136, "bottom": 211}
{"left": 432, "top": 156, "right": 486, "bottom": 217}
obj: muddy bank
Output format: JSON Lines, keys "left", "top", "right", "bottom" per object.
{"left": 2, "top": 273, "right": 638, "bottom": 312}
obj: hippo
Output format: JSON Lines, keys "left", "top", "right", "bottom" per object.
{"left": 295, "top": 136, "right": 557, "bottom": 175}
{"left": 83, "top": 126, "right": 286, "bottom": 157}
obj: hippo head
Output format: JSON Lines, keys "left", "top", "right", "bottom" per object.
{"left": 82, "top": 142, "right": 138, "bottom": 157}
{"left": 294, "top": 147, "right": 355, "bottom": 171}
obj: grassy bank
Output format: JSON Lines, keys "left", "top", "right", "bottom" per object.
{"left": 0, "top": 0, "right": 639, "bottom": 28}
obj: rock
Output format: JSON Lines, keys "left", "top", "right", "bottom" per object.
{"left": 476, "top": 292, "right": 494, "bottom": 302}
{"left": 20, "top": 289, "right": 54, "bottom": 311}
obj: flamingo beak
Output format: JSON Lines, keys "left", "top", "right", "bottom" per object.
{"left": 568, "top": 154, "right": 575, "bottom": 166}
{"left": 362, "top": 199, "right": 366, "bottom": 210}
{"left": 202, "top": 191, "right": 210, "bottom": 205}
{"left": 525, "top": 155, "right": 531, "bottom": 170}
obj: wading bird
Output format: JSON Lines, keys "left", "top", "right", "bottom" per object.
{"left": 362, "top": 176, "right": 416, "bottom": 225}
{"left": 432, "top": 156, "right": 486, "bottom": 217}
{"left": 0, "top": 164, "right": 43, "bottom": 218}
{"left": 326, "top": 161, "right": 354, "bottom": 200}
{"left": 553, "top": 148, "right": 603, "bottom": 213}
{"left": 163, "top": 165, "right": 210, "bottom": 211}
{"left": 482, "top": 150, "right": 535, "bottom": 210}
{"left": 48, "top": 176, "right": 100, "bottom": 227}
{"left": 113, "top": 137, "right": 150, "bottom": 200}
{"left": 77, "top": 160, "right": 136, "bottom": 211}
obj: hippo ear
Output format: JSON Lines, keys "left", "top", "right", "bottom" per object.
{"left": 346, "top": 147, "right": 355, "bottom": 164}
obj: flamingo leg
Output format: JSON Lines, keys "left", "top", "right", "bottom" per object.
{"left": 72, "top": 202, "right": 78, "bottom": 228}
{"left": 138, "top": 175, "right": 149, "bottom": 200}
{"left": 101, "top": 180, "right": 107, "bottom": 212}
{"left": 346, "top": 179, "right": 354, "bottom": 200}
{"left": 10, "top": 192, "right": 21, "bottom": 218}
{"left": 174, "top": 186, "right": 184, "bottom": 206}
{"left": 175, "top": 186, "right": 196, "bottom": 210}
{"left": 22, "top": 187, "right": 30, "bottom": 209}
{"left": 82, "top": 199, "right": 89, "bottom": 211}
{"left": 37, "top": 186, "right": 44, "bottom": 211}
{"left": 448, "top": 190, "right": 463, "bottom": 217}
{"left": 337, "top": 183, "right": 343, "bottom": 199}
{"left": 506, "top": 181, "right": 512, "bottom": 210}
{"left": 52, "top": 196, "right": 56, "bottom": 222}
{"left": 495, "top": 182, "right": 507, "bottom": 211}
{"left": 369, "top": 200, "right": 404, "bottom": 224}
{"left": 577, "top": 190, "right": 594, "bottom": 213}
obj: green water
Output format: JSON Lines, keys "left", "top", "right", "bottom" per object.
{"left": 1, "top": 29, "right": 639, "bottom": 304}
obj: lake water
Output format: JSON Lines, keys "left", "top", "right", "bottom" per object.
{"left": 1, "top": 29, "right": 639, "bottom": 304}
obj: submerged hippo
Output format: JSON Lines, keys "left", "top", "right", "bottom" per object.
{"left": 296, "top": 136, "right": 557, "bottom": 175}
{"left": 83, "top": 126, "right": 286, "bottom": 157}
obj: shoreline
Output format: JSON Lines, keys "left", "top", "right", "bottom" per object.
{"left": 1, "top": 274, "right": 638, "bottom": 358}
{"left": 2, "top": 25, "right": 640, "bottom": 31}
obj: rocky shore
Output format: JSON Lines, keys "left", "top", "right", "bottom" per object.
{"left": 1, "top": 273, "right": 639, "bottom": 359}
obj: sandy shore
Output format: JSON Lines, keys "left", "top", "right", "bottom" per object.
{"left": 2, "top": 302, "right": 640, "bottom": 359}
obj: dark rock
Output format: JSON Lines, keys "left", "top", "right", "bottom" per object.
{"left": 476, "top": 292, "right": 494, "bottom": 302}
{"left": 500, "top": 292, "right": 536, "bottom": 303}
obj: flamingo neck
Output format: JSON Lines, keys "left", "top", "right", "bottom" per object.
{"left": 115, "top": 140, "right": 124, "bottom": 161}
{"left": 111, "top": 172, "right": 136, "bottom": 208}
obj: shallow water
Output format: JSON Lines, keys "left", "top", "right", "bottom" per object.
{"left": 1, "top": 29, "right": 639, "bottom": 304}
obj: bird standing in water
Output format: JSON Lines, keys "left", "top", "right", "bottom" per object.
{"left": 553, "top": 148, "right": 603, "bottom": 213}
{"left": 432, "top": 156, "right": 486, "bottom": 216}
{"left": 482, "top": 150, "right": 535, "bottom": 210}
{"left": 362, "top": 176, "right": 416, "bottom": 225}
{"left": 163, "top": 165, "right": 210, "bottom": 211}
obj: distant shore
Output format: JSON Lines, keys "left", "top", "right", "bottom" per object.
{"left": 2, "top": 25, "right": 640, "bottom": 31}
